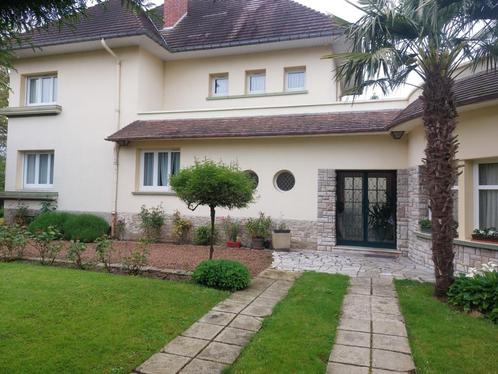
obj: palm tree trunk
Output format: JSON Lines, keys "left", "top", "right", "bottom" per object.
{"left": 209, "top": 205, "right": 215, "bottom": 260}
{"left": 421, "top": 64, "right": 459, "bottom": 297}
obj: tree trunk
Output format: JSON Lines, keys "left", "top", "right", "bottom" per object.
{"left": 421, "top": 63, "right": 459, "bottom": 297}
{"left": 209, "top": 205, "right": 215, "bottom": 260}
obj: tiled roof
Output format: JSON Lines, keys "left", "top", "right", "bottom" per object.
{"left": 15, "top": 0, "right": 166, "bottom": 49}
{"left": 391, "top": 70, "right": 498, "bottom": 126}
{"left": 160, "top": 0, "right": 340, "bottom": 52}
{"left": 106, "top": 110, "right": 401, "bottom": 142}
{"left": 15, "top": 0, "right": 338, "bottom": 52}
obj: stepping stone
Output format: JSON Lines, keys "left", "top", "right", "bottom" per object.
{"left": 338, "top": 318, "right": 371, "bottom": 333}
{"left": 179, "top": 358, "right": 226, "bottom": 374}
{"left": 198, "top": 342, "right": 242, "bottom": 364}
{"left": 162, "top": 336, "right": 209, "bottom": 357}
{"left": 136, "top": 353, "right": 189, "bottom": 374}
{"left": 242, "top": 303, "right": 274, "bottom": 317}
{"left": 329, "top": 345, "right": 370, "bottom": 367}
{"left": 182, "top": 322, "right": 224, "bottom": 340}
{"left": 372, "top": 312, "right": 404, "bottom": 322}
{"left": 349, "top": 286, "right": 371, "bottom": 296}
{"left": 335, "top": 330, "right": 370, "bottom": 348}
{"left": 259, "top": 269, "right": 300, "bottom": 281}
{"left": 247, "top": 277, "right": 274, "bottom": 292}
{"left": 372, "top": 320, "right": 407, "bottom": 337}
{"left": 371, "top": 369, "right": 408, "bottom": 374}
{"left": 214, "top": 327, "right": 255, "bottom": 346}
{"left": 327, "top": 362, "right": 369, "bottom": 374}
{"left": 198, "top": 311, "right": 236, "bottom": 326}
{"left": 372, "top": 349, "right": 415, "bottom": 372}
{"left": 213, "top": 300, "right": 248, "bottom": 313}
{"left": 372, "top": 334, "right": 411, "bottom": 354}
{"left": 229, "top": 315, "right": 262, "bottom": 331}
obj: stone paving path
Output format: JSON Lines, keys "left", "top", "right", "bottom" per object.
{"left": 328, "top": 277, "right": 416, "bottom": 374}
{"left": 273, "top": 250, "right": 434, "bottom": 282}
{"left": 134, "top": 269, "right": 300, "bottom": 374}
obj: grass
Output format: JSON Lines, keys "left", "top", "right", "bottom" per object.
{"left": 395, "top": 280, "right": 498, "bottom": 374}
{"left": 0, "top": 262, "right": 228, "bottom": 374}
{"left": 227, "top": 272, "right": 349, "bottom": 373}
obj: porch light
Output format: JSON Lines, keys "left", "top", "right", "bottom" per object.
{"left": 390, "top": 131, "right": 405, "bottom": 140}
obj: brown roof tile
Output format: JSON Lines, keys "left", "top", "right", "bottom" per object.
{"left": 391, "top": 70, "right": 498, "bottom": 126}
{"left": 106, "top": 110, "right": 401, "bottom": 142}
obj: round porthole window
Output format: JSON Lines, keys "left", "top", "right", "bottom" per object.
{"left": 244, "top": 170, "right": 259, "bottom": 188}
{"left": 275, "top": 170, "right": 295, "bottom": 192}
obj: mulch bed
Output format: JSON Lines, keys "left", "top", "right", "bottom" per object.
{"left": 24, "top": 241, "right": 273, "bottom": 277}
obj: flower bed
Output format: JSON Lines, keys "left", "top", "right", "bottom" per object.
{"left": 472, "top": 228, "right": 498, "bottom": 243}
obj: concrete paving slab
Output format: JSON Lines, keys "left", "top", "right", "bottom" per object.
{"left": 198, "top": 311, "right": 236, "bottom": 326}
{"left": 329, "top": 345, "right": 370, "bottom": 367}
{"left": 338, "top": 318, "right": 371, "bottom": 333}
{"left": 179, "top": 358, "right": 226, "bottom": 374}
{"left": 372, "top": 320, "right": 407, "bottom": 337}
{"left": 182, "top": 322, "right": 224, "bottom": 340}
{"left": 212, "top": 300, "right": 248, "bottom": 313}
{"left": 229, "top": 315, "right": 263, "bottom": 332}
{"left": 162, "top": 336, "right": 209, "bottom": 357}
{"left": 372, "top": 334, "right": 411, "bottom": 354}
{"left": 214, "top": 327, "right": 255, "bottom": 346}
{"left": 372, "top": 349, "right": 415, "bottom": 372}
{"left": 136, "top": 353, "right": 190, "bottom": 374}
{"left": 198, "top": 342, "right": 242, "bottom": 364}
{"left": 327, "top": 362, "right": 370, "bottom": 374}
{"left": 241, "top": 303, "right": 274, "bottom": 317}
{"left": 335, "top": 330, "right": 371, "bottom": 348}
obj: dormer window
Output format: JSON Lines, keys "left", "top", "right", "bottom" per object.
{"left": 285, "top": 67, "right": 306, "bottom": 91}
{"left": 26, "top": 75, "right": 57, "bottom": 105}
{"left": 247, "top": 70, "right": 266, "bottom": 94}
{"left": 210, "top": 74, "right": 228, "bottom": 96}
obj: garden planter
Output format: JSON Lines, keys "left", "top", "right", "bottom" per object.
{"left": 272, "top": 230, "right": 291, "bottom": 251}
{"left": 251, "top": 237, "right": 265, "bottom": 250}
{"left": 226, "top": 241, "right": 241, "bottom": 248}
{"left": 472, "top": 234, "right": 498, "bottom": 243}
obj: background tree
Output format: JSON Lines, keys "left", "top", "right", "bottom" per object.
{"left": 332, "top": 0, "right": 497, "bottom": 296}
{"left": 170, "top": 160, "right": 255, "bottom": 259}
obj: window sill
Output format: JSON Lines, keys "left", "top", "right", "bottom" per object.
{"left": 206, "top": 90, "right": 308, "bottom": 100}
{"left": 415, "top": 231, "right": 498, "bottom": 251}
{"left": 0, "top": 191, "right": 58, "bottom": 201}
{"left": 0, "top": 104, "right": 62, "bottom": 117}
{"left": 132, "top": 191, "right": 177, "bottom": 196}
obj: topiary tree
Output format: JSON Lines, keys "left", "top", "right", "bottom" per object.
{"left": 170, "top": 160, "right": 255, "bottom": 259}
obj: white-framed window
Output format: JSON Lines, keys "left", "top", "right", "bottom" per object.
{"left": 23, "top": 152, "right": 54, "bottom": 188}
{"left": 140, "top": 150, "right": 180, "bottom": 191}
{"left": 211, "top": 74, "right": 228, "bottom": 96}
{"left": 26, "top": 75, "right": 57, "bottom": 105}
{"left": 247, "top": 71, "right": 266, "bottom": 94}
{"left": 285, "top": 67, "right": 306, "bottom": 91}
{"left": 474, "top": 161, "right": 498, "bottom": 229}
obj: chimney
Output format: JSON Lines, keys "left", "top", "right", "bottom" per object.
{"left": 164, "top": 0, "right": 188, "bottom": 28}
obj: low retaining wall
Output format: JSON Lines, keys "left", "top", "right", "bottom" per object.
{"left": 409, "top": 231, "right": 498, "bottom": 272}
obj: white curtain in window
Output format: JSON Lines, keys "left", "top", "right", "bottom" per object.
{"left": 171, "top": 152, "right": 180, "bottom": 176}
{"left": 214, "top": 78, "right": 228, "bottom": 95}
{"left": 479, "top": 163, "right": 498, "bottom": 185}
{"left": 287, "top": 71, "right": 305, "bottom": 90}
{"left": 49, "top": 154, "right": 54, "bottom": 184}
{"left": 29, "top": 79, "right": 38, "bottom": 104}
{"left": 480, "top": 190, "right": 498, "bottom": 229}
{"left": 158, "top": 152, "right": 169, "bottom": 187}
{"left": 250, "top": 75, "right": 265, "bottom": 92}
{"left": 41, "top": 78, "right": 52, "bottom": 103}
{"left": 38, "top": 154, "right": 49, "bottom": 184}
{"left": 143, "top": 153, "right": 154, "bottom": 186}
{"left": 26, "top": 154, "right": 36, "bottom": 184}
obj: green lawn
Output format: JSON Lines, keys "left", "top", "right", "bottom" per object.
{"left": 0, "top": 262, "right": 227, "bottom": 374}
{"left": 227, "top": 272, "right": 349, "bottom": 374}
{"left": 395, "top": 280, "right": 498, "bottom": 374}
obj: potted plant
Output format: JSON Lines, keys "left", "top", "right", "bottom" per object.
{"left": 272, "top": 222, "right": 291, "bottom": 251}
{"left": 472, "top": 228, "right": 498, "bottom": 243}
{"left": 246, "top": 212, "right": 272, "bottom": 249}
{"left": 223, "top": 216, "right": 241, "bottom": 248}
{"left": 419, "top": 218, "right": 432, "bottom": 233}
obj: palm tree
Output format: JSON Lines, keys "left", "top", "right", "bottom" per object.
{"left": 332, "top": 0, "right": 497, "bottom": 296}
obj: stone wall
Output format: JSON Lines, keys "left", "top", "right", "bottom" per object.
{"left": 316, "top": 169, "right": 336, "bottom": 251}
{"left": 396, "top": 169, "right": 409, "bottom": 254}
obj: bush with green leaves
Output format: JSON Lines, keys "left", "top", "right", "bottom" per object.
{"left": 171, "top": 210, "right": 192, "bottom": 244}
{"left": 95, "top": 235, "right": 114, "bottom": 272}
{"left": 63, "top": 214, "right": 109, "bottom": 242}
{"left": 29, "top": 212, "right": 71, "bottom": 234}
{"left": 138, "top": 205, "right": 165, "bottom": 242}
{"left": 192, "top": 259, "right": 251, "bottom": 291}
{"left": 122, "top": 239, "right": 150, "bottom": 275}
{"left": 30, "top": 226, "right": 63, "bottom": 265}
{"left": 170, "top": 160, "right": 255, "bottom": 259}
{"left": 0, "top": 224, "right": 28, "bottom": 261}
{"left": 448, "top": 262, "right": 498, "bottom": 323}
{"left": 193, "top": 225, "right": 218, "bottom": 246}
{"left": 246, "top": 212, "right": 272, "bottom": 239}
{"left": 66, "top": 240, "right": 87, "bottom": 269}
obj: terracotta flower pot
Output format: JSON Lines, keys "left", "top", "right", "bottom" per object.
{"left": 251, "top": 237, "right": 265, "bottom": 249}
{"left": 226, "top": 241, "right": 241, "bottom": 248}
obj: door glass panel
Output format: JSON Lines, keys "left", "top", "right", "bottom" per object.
{"left": 337, "top": 173, "right": 364, "bottom": 242}
{"left": 367, "top": 176, "right": 395, "bottom": 244}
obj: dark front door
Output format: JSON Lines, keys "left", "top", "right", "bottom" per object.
{"left": 336, "top": 171, "right": 397, "bottom": 249}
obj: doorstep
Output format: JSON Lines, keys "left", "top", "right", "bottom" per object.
{"left": 333, "top": 246, "right": 402, "bottom": 258}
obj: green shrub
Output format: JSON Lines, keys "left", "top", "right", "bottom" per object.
{"left": 193, "top": 225, "right": 218, "bottom": 246}
{"left": 171, "top": 210, "right": 192, "bottom": 244}
{"left": 29, "top": 212, "right": 71, "bottom": 234}
{"left": 138, "top": 205, "right": 165, "bottom": 242}
{"left": 66, "top": 240, "right": 87, "bottom": 269}
{"left": 63, "top": 214, "right": 110, "bottom": 242}
{"left": 246, "top": 212, "right": 272, "bottom": 238}
{"left": 192, "top": 260, "right": 250, "bottom": 291}
{"left": 122, "top": 239, "right": 150, "bottom": 275}
{"left": 0, "top": 224, "right": 28, "bottom": 261}
{"left": 29, "top": 226, "right": 63, "bottom": 265}
{"left": 95, "top": 235, "right": 114, "bottom": 272}
{"left": 448, "top": 264, "right": 498, "bottom": 323}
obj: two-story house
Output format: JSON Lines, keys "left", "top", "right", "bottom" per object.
{"left": 1, "top": 0, "right": 497, "bottom": 271}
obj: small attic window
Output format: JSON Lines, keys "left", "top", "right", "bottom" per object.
{"left": 210, "top": 73, "right": 229, "bottom": 96}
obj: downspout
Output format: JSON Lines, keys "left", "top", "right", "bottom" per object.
{"left": 101, "top": 38, "right": 121, "bottom": 238}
